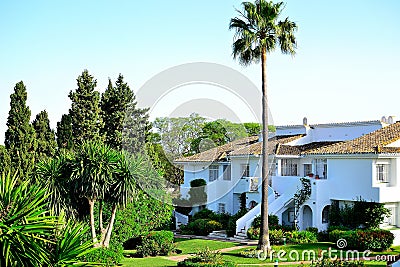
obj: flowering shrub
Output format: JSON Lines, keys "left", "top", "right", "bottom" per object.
{"left": 330, "top": 229, "right": 394, "bottom": 251}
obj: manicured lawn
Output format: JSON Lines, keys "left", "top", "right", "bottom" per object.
{"left": 121, "top": 240, "right": 399, "bottom": 267}
{"left": 121, "top": 257, "right": 177, "bottom": 267}
{"left": 121, "top": 238, "right": 239, "bottom": 266}
{"left": 174, "top": 238, "right": 240, "bottom": 254}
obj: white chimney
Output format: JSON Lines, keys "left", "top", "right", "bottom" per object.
{"left": 388, "top": 116, "right": 396, "bottom": 124}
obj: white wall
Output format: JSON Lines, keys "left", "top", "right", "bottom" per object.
{"left": 325, "top": 158, "right": 379, "bottom": 201}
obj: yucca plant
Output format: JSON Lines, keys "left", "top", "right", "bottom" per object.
{"left": 0, "top": 171, "right": 56, "bottom": 266}
{"left": 49, "top": 216, "right": 97, "bottom": 267}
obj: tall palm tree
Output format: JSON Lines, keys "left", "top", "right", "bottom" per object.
{"left": 229, "top": 0, "right": 297, "bottom": 252}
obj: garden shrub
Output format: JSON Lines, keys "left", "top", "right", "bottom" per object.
{"left": 246, "top": 228, "right": 285, "bottom": 244}
{"left": 136, "top": 230, "right": 175, "bottom": 257}
{"left": 247, "top": 227, "right": 259, "bottom": 240}
{"left": 226, "top": 209, "right": 248, "bottom": 237}
{"left": 330, "top": 229, "right": 394, "bottom": 251}
{"left": 191, "top": 208, "right": 231, "bottom": 229}
{"left": 287, "top": 230, "right": 317, "bottom": 244}
{"left": 251, "top": 214, "right": 279, "bottom": 229}
{"left": 177, "top": 247, "right": 237, "bottom": 267}
{"left": 192, "top": 209, "right": 218, "bottom": 221}
{"left": 306, "top": 227, "right": 319, "bottom": 234}
{"left": 317, "top": 230, "right": 330, "bottom": 242}
{"left": 82, "top": 245, "right": 124, "bottom": 267}
{"left": 181, "top": 219, "right": 223, "bottom": 236}
{"left": 329, "top": 199, "right": 390, "bottom": 229}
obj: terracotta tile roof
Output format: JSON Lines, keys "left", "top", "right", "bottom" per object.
{"left": 306, "top": 122, "right": 400, "bottom": 155}
{"left": 174, "top": 135, "right": 259, "bottom": 162}
{"left": 229, "top": 135, "right": 304, "bottom": 156}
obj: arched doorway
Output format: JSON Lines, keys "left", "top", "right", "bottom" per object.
{"left": 248, "top": 201, "right": 257, "bottom": 209}
{"left": 302, "top": 205, "right": 313, "bottom": 230}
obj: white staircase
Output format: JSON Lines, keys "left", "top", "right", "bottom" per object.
{"left": 235, "top": 181, "right": 301, "bottom": 236}
{"left": 173, "top": 210, "right": 189, "bottom": 230}
{"left": 233, "top": 227, "right": 248, "bottom": 240}
{"left": 208, "top": 230, "right": 228, "bottom": 239}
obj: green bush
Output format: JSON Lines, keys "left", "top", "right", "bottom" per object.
{"left": 192, "top": 209, "right": 218, "bottom": 221}
{"left": 83, "top": 245, "right": 123, "bottom": 267}
{"left": 191, "top": 209, "right": 231, "bottom": 229}
{"left": 246, "top": 227, "right": 259, "bottom": 240}
{"left": 177, "top": 247, "right": 237, "bottom": 267}
{"left": 136, "top": 230, "right": 175, "bottom": 257}
{"left": 226, "top": 209, "right": 248, "bottom": 237}
{"left": 317, "top": 230, "right": 329, "bottom": 242}
{"left": 306, "top": 227, "right": 319, "bottom": 234}
{"left": 251, "top": 214, "right": 279, "bottom": 229}
{"left": 181, "top": 219, "right": 223, "bottom": 236}
{"left": 330, "top": 229, "right": 394, "bottom": 251}
{"left": 287, "top": 230, "right": 317, "bottom": 244}
{"left": 247, "top": 228, "right": 286, "bottom": 243}
{"left": 190, "top": 179, "right": 207, "bottom": 187}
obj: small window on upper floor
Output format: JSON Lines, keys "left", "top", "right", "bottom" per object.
{"left": 209, "top": 165, "right": 219, "bottom": 182}
{"left": 315, "top": 159, "right": 327, "bottom": 179}
{"left": 304, "top": 164, "right": 312, "bottom": 177}
{"left": 241, "top": 164, "right": 250, "bottom": 178}
{"left": 223, "top": 165, "right": 231, "bottom": 181}
{"left": 376, "top": 164, "right": 389, "bottom": 183}
{"left": 281, "top": 159, "right": 298, "bottom": 176}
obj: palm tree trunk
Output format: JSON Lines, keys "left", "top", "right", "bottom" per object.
{"left": 88, "top": 198, "right": 99, "bottom": 247}
{"left": 103, "top": 203, "right": 118, "bottom": 248}
{"left": 257, "top": 47, "right": 271, "bottom": 253}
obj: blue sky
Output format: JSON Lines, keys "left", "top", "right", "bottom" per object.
{"left": 0, "top": 1, "right": 399, "bottom": 144}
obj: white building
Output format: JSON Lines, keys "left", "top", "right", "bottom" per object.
{"left": 175, "top": 117, "right": 400, "bottom": 239}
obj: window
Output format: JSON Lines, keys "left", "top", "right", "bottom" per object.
{"left": 223, "top": 165, "right": 231, "bottom": 180}
{"left": 315, "top": 159, "right": 327, "bottom": 179}
{"left": 322, "top": 205, "right": 330, "bottom": 223}
{"left": 218, "top": 203, "right": 226, "bottom": 214}
{"left": 209, "top": 165, "right": 219, "bottom": 182}
{"left": 241, "top": 164, "right": 250, "bottom": 178}
{"left": 304, "top": 164, "right": 312, "bottom": 176}
{"left": 376, "top": 164, "right": 389, "bottom": 183}
{"left": 281, "top": 159, "right": 298, "bottom": 176}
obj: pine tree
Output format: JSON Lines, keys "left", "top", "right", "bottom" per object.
{"left": 100, "top": 74, "right": 150, "bottom": 153}
{"left": 4, "top": 81, "right": 37, "bottom": 176}
{"left": 33, "top": 110, "right": 57, "bottom": 158}
{"left": 56, "top": 114, "right": 73, "bottom": 149}
{"left": 69, "top": 70, "right": 103, "bottom": 145}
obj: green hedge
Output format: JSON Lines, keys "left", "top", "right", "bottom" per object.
{"left": 329, "top": 229, "right": 394, "bottom": 251}
{"left": 247, "top": 228, "right": 317, "bottom": 244}
{"left": 136, "top": 230, "right": 175, "bottom": 257}
{"left": 181, "top": 219, "right": 223, "bottom": 236}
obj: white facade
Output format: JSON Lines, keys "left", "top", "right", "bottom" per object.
{"left": 176, "top": 118, "right": 400, "bottom": 238}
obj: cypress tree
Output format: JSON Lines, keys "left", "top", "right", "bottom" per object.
{"left": 100, "top": 74, "right": 150, "bottom": 153}
{"left": 56, "top": 114, "right": 73, "bottom": 149}
{"left": 4, "top": 81, "right": 37, "bottom": 176}
{"left": 0, "top": 145, "right": 11, "bottom": 173}
{"left": 69, "top": 70, "right": 103, "bottom": 144}
{"left": 32, "top": 110, "right": 57, "bottom": 158}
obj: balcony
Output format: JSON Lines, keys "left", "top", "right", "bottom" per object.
{"left": 233, "top": 177, "right": 260, "bottom": 193}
